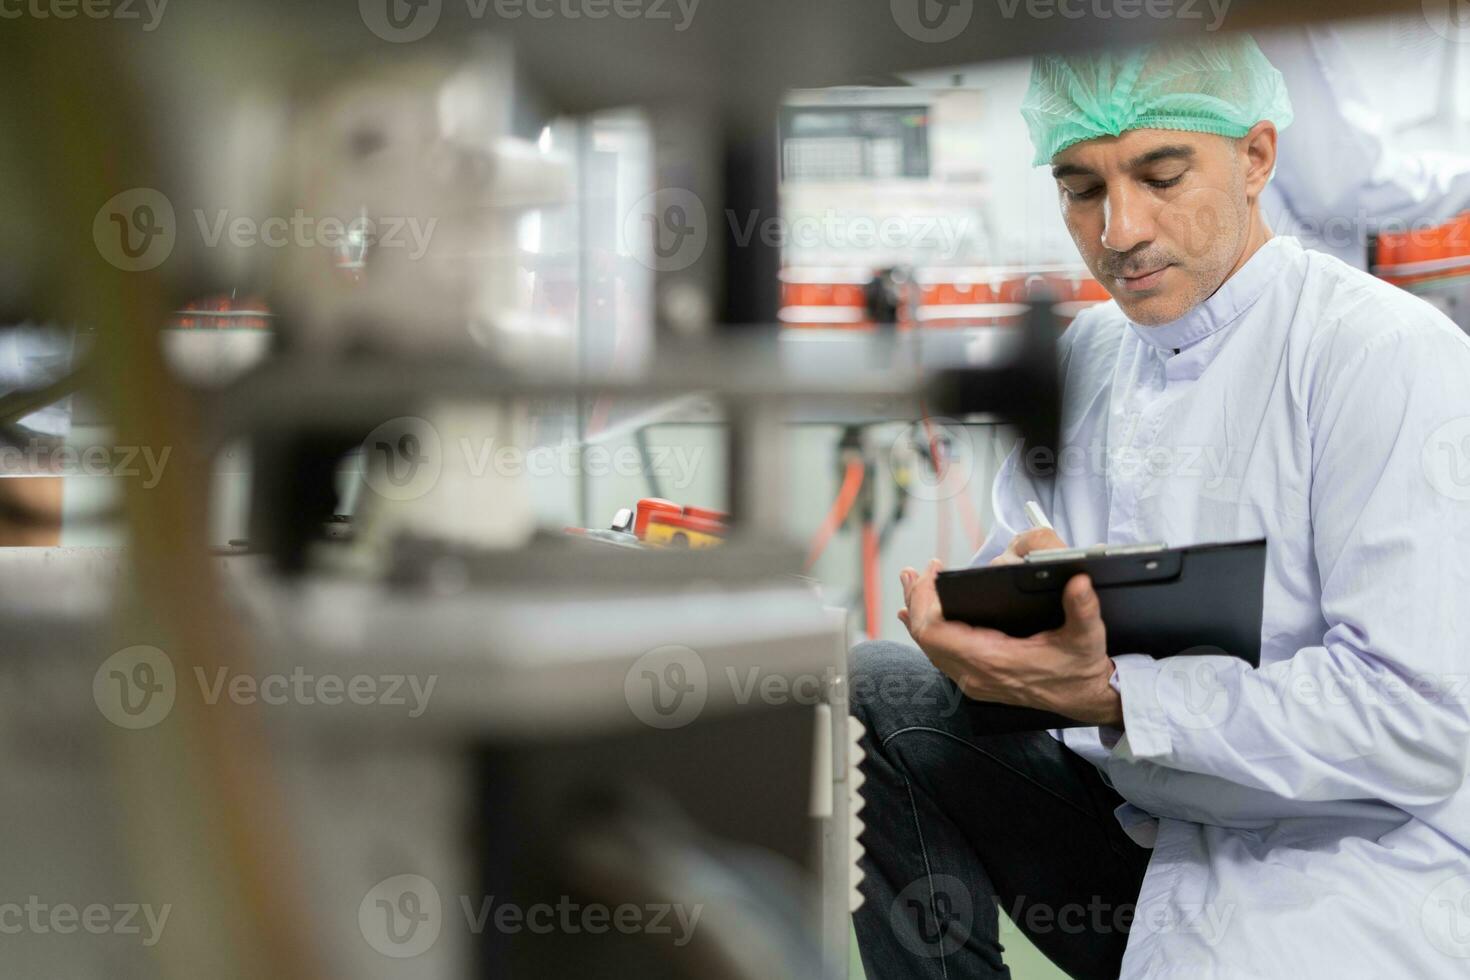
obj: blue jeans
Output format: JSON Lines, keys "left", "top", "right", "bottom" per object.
{"left": 849, "top": 640, "right": 1151, "bottom": 980}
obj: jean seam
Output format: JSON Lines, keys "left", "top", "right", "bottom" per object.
{"left": 882, "top": 725, "right": 1101, "bottom": 823}
{"left": 903, "top": 772, "right": 950, "bottom": 980}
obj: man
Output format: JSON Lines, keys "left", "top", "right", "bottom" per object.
{"left": 851, "top": 35, "right": 1470, "bottom": 979}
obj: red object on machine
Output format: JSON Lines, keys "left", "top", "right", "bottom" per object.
{"left": 629, "top": 498, "right": 730, "bottom": 548}
{"left": 777, "top": 264, "right": 1110, "bottom": 331}
{"left": 171, "top": 294, "right": 273, "bottom": 330}
{"left": 913, "top": 266, "right": 1108, "bottom": 330}
{"left": 778, "top": 267, "right": 876, "bottom": 330}
{"left": 1374, "top": 213, "right": 1470, "bottom": 287}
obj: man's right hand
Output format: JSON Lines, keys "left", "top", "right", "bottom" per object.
{"left": 989, "top": 527, "right": 1069, "bottom": 566}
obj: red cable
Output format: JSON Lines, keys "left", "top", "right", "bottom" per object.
{"left": 918, "top": 398, "right": 984, "bottom": 555}
{"left": 862, "top": 520, "right": 880, "bottom": 639}
{"left": 805, "top": 458, "right": 865, "bottom": 572}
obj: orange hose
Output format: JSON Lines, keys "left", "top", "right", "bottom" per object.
{"left": 805, "top": 458, "right": 865, "bottom": 572}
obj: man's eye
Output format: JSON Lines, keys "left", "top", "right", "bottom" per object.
{"left": 1146, "top": 175, "right": 1184, "bottom": 190}
{"left": 1064, "top": 185, "right": 1103, "bottom": 201}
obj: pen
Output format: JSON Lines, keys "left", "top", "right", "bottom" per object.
{"left": 1023, "top": 500, "right": 1054, "bottom": 531}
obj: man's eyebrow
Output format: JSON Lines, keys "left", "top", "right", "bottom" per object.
{"left": 1051, "top": 145, "right": 1195, "bottom": 180}
{"left": 1051, "top": 163, "right": 1095, "bottom": 180}
{"left": 1125, "top": 145, "right": 1195, "bottom": 170}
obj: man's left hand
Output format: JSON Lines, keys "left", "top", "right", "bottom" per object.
{"left": 898, "top": 559, "right": 1123, "bottom": 727}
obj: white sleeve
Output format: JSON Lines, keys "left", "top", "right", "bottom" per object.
{"left": 1111, "top": 321, "right": 1470, "bottom": 811}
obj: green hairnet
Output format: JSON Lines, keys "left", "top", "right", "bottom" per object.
{"left": 1021, "top": 35, "right": 1293, "bottom": 166}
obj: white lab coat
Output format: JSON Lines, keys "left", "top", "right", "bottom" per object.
{"left": 973, "top": 237, "right": 1470, "bottom": 977}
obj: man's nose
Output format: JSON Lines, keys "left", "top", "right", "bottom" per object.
{"left": 1101, "top": 183, "right": 1155, "bottom": 255}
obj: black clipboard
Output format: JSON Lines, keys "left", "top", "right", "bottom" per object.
{"left": 932, "top": 538, "right": 1266, "bottom": 732}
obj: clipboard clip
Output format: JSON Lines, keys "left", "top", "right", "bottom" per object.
{"left": 1023, "top": 542, "right": 1168, "bottom": 564}
{"left": 1017, "top": 541, "right": 1180, "bottom": 592}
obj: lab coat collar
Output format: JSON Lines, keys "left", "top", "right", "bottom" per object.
{"left": 1127, "top": 236, "right": 1298, "bottom": 352}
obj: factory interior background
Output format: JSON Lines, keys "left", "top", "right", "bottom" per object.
{"left": 7, "top": 5, "right": 1470, "bottom": 979}
{"left": 52, "top": 15, "right": 1470, "bottom": 653}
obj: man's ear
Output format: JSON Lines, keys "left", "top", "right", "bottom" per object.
{"left": 1239, "top": 120, "right": 1277, "bottom": 201}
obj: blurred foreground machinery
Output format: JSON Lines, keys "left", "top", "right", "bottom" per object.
{"left": 0, "top": 5, "right": 1088, "bottom": 978}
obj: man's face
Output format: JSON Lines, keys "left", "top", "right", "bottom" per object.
{"left": 1051, "top": 129, "right": 1252, "bottom": 326}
